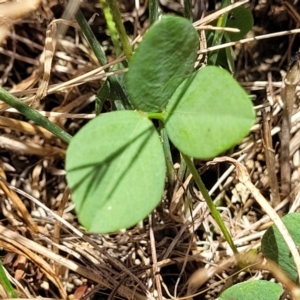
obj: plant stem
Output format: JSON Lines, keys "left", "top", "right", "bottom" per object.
{"left": 99, "top": 0, "right": 122, "bottom": 56}
{"left": 76, "top": 8, "right": 131, "bottom": 110}
{"left": 159, "top": 124, "right": 175, "bottom": 190}
{"left": 75, "top": 9, "right": 108, "bottom": 65}
{"left": 280, "top": 58, "right": 300, "bottom": 198}
{"left": 182, "top": 153, "right": 238, "bottom": 254}
{"left": 146, "top": 111, "right": 164, "bottom": 121}
{"left": 184, "top": 0, "right": 193, "bottom": 21}
{"left": 95, "top": 94, "right": 102, "bottom": 116}
{"left": 149, "top": 0, "right": 159, "bottom": 25}
{"left": 0, "top": 87, "right": 72, "bottom": 144}
{"left": 208, "top": 0, "right": 230, "bottom": 65}
{"left": 0, "top": 261, "right": 17, "bottom": 298}
{"left": 105, "top": 0, "right": 133, "bottom": 61}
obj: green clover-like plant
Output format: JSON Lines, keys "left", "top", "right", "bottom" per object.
{"left": 66, "top": 15, "right": 255, "bottom": 233}
{"left": 219, "top": 280, "right": 283, "bottom": 300}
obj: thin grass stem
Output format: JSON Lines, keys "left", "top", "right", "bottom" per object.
{"left": 208, "top": 0, "right": 231, "bottom": 65}
{"left": 149, "top": 0, "right": 159, "bottom": 25}
{"left": 159, "top": 124, "right": 175, "bottom": 190}
{"left": 99, "top": 0, "right": 122, "bottom": 56}
{"left": 184, "top": 0, "right": 193, "bottom": 21}
{"left": 105, "top": 0, "right": 133, "bottom": 60}
{"left": 182, "top": 153, "right": 238, "bottom": 254}
{"left": 0, "top": 87, "right": 72, "bottom": 144}
{"left": 0, "top": 262, "right": 17, "bottom": 298}
{"left": 76, "top": 8, "right": 131, "bottom": 110}
{"left": 75, "top": 9, "right": 108, "bottom": 65}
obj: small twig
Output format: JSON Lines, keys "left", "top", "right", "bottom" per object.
{"left": 261, "top": 110, "right": 280, "bottom": 207}
{"left": 195, "top": 25, "right": 240, "bottom": 32}
{"left": 280, "top": 107, "right": 292, "bottom": 198}
{"left": 193, "top": 0, "right": 249, "bottom": 27}
{"left": 53, "top": 188, "right": 70, "bottom": 275}
{"left": 197, "top": 28, "right": 300, "bottom": 54}
{"left": 149, "top": 215, "right": 163, "bottom": 300}
{"left": 0, "top": 47, "right": 39, "bottom": 65}
{"left": 280, "top": 55, "right": 300, "bottom": 198}
{"left": 282, "top": 1, "right": 300, "bottom": 25}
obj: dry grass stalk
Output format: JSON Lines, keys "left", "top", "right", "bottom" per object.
{"left": 0, "top": 0, "right": 42, "bottom": 44}
{"left": 281, "top": 57, "right": 300, "bottom": 198}
{"left": 0, "top": 173, "right": 37, "bottom": 232}
{"left": 261, "top": 110, "right": 280, "bottom": 207}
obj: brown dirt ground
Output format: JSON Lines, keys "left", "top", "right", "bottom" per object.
{"left": 1, "top": 0, "right": 300, "bottom": 299}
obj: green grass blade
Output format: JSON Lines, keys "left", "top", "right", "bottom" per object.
{"left": 159, "top": 123, "right": 175, "bottom": 190}
{"left": 0, "top": 87, "right": 72, "bottom": 144}
{"left": 184, "top": 0, "right": 193, "bottom": 21}
{"left": 149, "top": 0, "right": 159, "bottom": 24}
{"left": 75, "top": 9, "right": 108, "bottom": 65}
{"left": 0, "top": 261, "right": 18, "bottom": 298}
{"left": 75, "top": 8, "right": 131, "bottom": 110}
{"left": 208, "top": 0, "right": 230, "bottom": 65}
